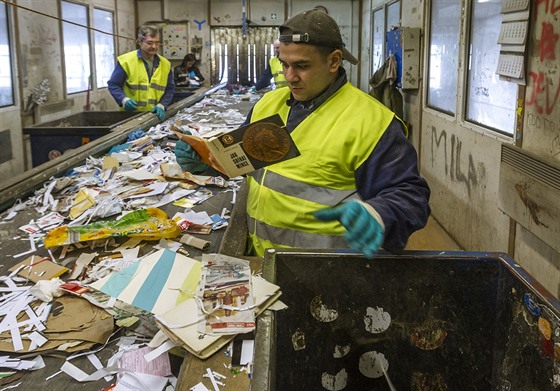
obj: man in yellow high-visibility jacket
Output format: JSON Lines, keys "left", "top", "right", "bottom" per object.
{"left": 253, "top": 40, "right": 288, "bottom": 91}
{"left": 176, "top": 9, "right": 430, "bottom": 257}
{"left": 108, "top": 25, "right": 174, "bottom": 120}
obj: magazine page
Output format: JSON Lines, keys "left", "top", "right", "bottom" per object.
{"left": 197, "top": 254, "right": 255, "bottom": 334}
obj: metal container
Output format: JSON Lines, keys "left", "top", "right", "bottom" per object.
{"left": 23, "top": 111, "right": 142, "bottom": 167}
{"left": 252, "top": 249, "right": 560, "bottom": 391}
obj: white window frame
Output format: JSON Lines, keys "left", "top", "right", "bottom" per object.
{"left": 61, "top": 1, "right": 91, "bottom": 95}
{"left": 92, "top": 7, "right": 115, "bottom": 89}
{"left": 370, "top": 1, "right": 401, "bottom": 77}
{"left": 0, "top": 2, "right": 14, "bottom": 108}
{"left": 425, "top": 0, "right": 517, "bottom": 139}
{"left": 61, "top": 1, "right": 116, "bottom": 95}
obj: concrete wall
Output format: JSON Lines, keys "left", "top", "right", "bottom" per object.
{"left": 416, "top": 0, "right": 559, "bottom": 297}
{"left": 512, "top": 2, "right": 559, "bottom": 297}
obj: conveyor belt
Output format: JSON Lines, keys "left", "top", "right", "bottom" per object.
{"left": 0, "top": 84, "right": 226, "bottom": 212}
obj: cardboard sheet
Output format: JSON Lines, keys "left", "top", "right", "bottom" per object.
{"left": 0, "top": 296, "right": 114, "bottom": 353}
{"left": 9, "top": 256, "right": 69, "bottom": 283}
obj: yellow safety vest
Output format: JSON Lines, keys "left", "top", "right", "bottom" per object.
{"left": 246, "top": 82, "right": 395, "bottom": 256}
{"left": 269, "top": 57, "right": 287, "bottom": 89}
{"left": 118, "top": 51, "right": 171, "bottom": 111}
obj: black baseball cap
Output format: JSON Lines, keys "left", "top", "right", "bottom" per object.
{"left": 279, "top": 9, "right": 359, "bottom": 65}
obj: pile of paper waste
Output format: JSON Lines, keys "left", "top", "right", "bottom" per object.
{"left": 0, "top": 89, "right": 283, "bottom": 391}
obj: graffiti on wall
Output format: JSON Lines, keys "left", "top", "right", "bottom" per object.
{"left": 526, "top": 0, "right": 559, "bottom": 157}
{"left": 431, "top": 126, "right": 486, "bottom": 198}
{"left": 526, "top": 112, "right": 560, "bottom": 157}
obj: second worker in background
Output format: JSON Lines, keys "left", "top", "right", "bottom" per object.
{"left": 108, "top": 25, "right": 175, "bottom": 120}
{"left": 174, "top": 53, "right": 205, "bottom": 87}
{"left": 252, "top": 39, "right": 287, "bottom": 92}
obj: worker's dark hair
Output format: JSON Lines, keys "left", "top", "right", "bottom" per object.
{"left": 137, "top": 25, "right": 159, "bottom": 41}
{"left": 181, "top": 53, "right": 198, "bottom": 68}
{"left": 315, "top": 45, "right": 338, "bottom": 61}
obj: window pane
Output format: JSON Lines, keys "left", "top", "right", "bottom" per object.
{"left": 0, "top": 3, "right": 14, "bottom": 107}
{"left": 427, "top": 0, "right": 461, "bottom": 114}
{"left": 466, "top": 1, "right": 516, "bottom": 135}
{"left": 386, "top": 1, "right": 400, "bottom": 30}
{"left": 371, "top": 9, "right": 384, "bottom": 73}
{"left": 93, "top": 8, "right": 115, "bottom": 89}
{"left": 62, "top": 1, "right": 90, "bottom": 94}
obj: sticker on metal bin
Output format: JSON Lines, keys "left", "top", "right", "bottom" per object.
{"left": 309, "top": 296, "right": 338, "bottom": 322}
{"left": 524, "top": 293, "right": 541, "bottom": 316}
{"left": 363, "top": 307, "right": 391, "bottom": 334}
{"left": 321, "top": 368, "right": 348, "bottom": 391}
{"left": 291, "top": 328, "right": 306, "bottom": 351}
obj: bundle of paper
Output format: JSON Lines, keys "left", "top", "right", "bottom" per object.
{"left": 173, "top": 114, "right": 300, "bottom": 178}
{"left": 156, "top": 254, "right": 281, "bottom": 359}
{"left": 87, "top": 249, "right": 281, "bottom": 359}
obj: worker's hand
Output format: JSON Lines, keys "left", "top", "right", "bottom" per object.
{"left": 123, "top": 98, "right": 137, "bottom": 111}
{"left": 174, "top": 132, "right": 209, "bottom": 174}
{"left": 313, "top": 200, "right": 384, "bottom": 258}
{"left": 151, "top": 104, "right": 165, "bottom": 120}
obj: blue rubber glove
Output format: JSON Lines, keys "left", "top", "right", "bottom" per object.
{"left": 127, "top": 129, "right": 145, "bottom": 141}
{"left": 123, "top": 99, "right": 137, "bottom": 111}
{"left": 151, "top": 104, "right": 165, "bottom": 120}
{"left": 313, "top": 200, "right": 385, "bottom": 258}
{"left": 174, "top": 131, "right": 209, "bottom": 174}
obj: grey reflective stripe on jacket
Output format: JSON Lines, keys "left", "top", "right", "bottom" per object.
{"left": 150, "top": 82, "right": 166, "bottom": 91}
{"left": 125, "top": 82, "right": 148, "bottom": 91}
{"left": 247, "top": 215, "right": 349, "bottom": 248}
{"left": 249, "top": 170, "right": 359, "bottom": 206}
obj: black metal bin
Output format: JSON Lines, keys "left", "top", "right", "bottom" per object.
{"left": 23, "top": 111, "right": 142, "bottom": 167}
{"left": 252, "top": 249, "right": 560, "bottom": 391}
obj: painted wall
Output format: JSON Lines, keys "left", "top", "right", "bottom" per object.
{"left": 359, "top": 0, "right": 559, "bottom": 297}
{"left": 512, "top": 1, "right": 560, "bottom": 297}
{"left": 161, "top": 0, "right": 359, "bottom": 86}
{"left": 416, "top": 0, "right": 559, "bottom": 298}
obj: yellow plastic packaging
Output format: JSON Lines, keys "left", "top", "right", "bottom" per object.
{"left": 44, "top": 208, "right": 181, "bottom": 248}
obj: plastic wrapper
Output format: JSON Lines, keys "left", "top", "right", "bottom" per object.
{"left": 44, "top": 207, "right": 181, "bottom": 248}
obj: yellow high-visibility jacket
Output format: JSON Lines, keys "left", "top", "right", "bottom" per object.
{"left": 118, "top": 51, "right": 171, "bottom": 111}
{"left": 269, "top": 57, "right": 287, "bottom": 89}
{"left": 246, "top": 82, "right": 395, "bottom": 256}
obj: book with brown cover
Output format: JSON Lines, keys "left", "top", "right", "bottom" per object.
{"left": 173, "top": 114, "right": 300, "bottom": 177}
